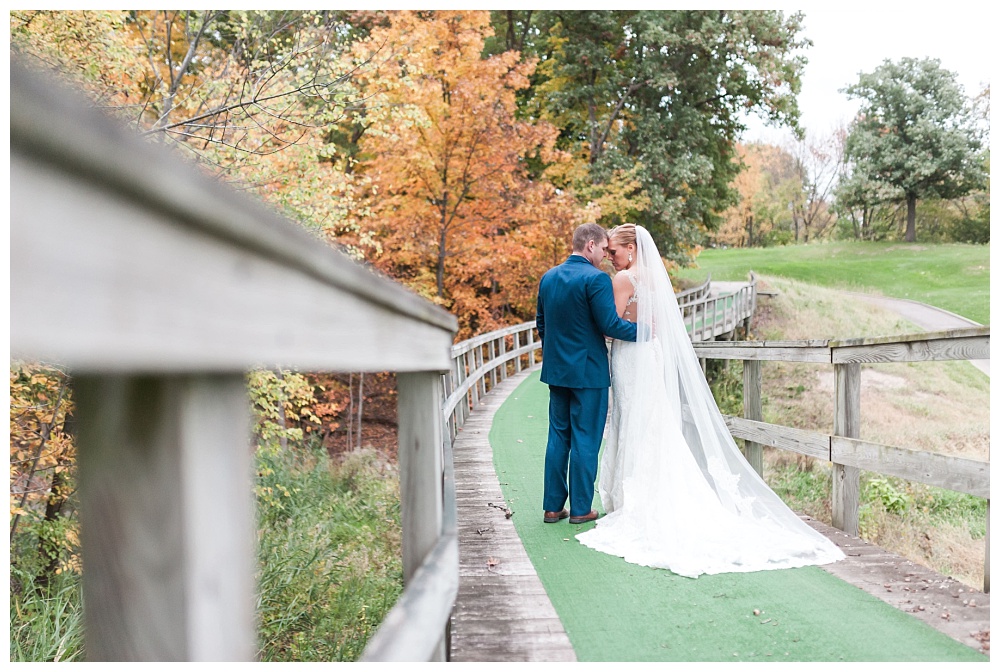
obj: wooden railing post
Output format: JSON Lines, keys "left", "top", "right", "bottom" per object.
{"left": 742, "top": 359, "right": 764, "bottom": 477}
{"left": 514, "top": 331, "right": 523, "bottom": 373}
{"left": 833, "top": 362, "right": 861, "bottom": 536}
{"left": 528, "top": 328, "right": 536, "bottom": 367}
{"left": 395, "top": 371, "right": 446, "bottom": 661}
{"left": 498, "top": 336, "right": 507, "bottom": 381}
{"left": 75, "top": 374, "right": 257, "bottom": 661}
{"left": 488, "top": 340, "right": 497, "bottom": 389}
{"left": 470, "top": 350, "right": 481, "bottom": 407}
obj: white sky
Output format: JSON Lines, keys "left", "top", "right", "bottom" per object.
{"left": 743, "top": 6, "right": 994, "bottom": 143}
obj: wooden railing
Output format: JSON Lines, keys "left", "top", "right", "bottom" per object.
{"left": 12, "top": 62, "right": 459, "bottom": 662}
{"left": 693, "top": 327, "right": 991, "bottom": 592}
{"left": 682, "top": 273, "right": 758, "bottom": 342}
{"left": 443, "top": 323, "right": 540, "bottom": 439}
{"left": 676, "top": 274, "right": 713, "bottom": 311}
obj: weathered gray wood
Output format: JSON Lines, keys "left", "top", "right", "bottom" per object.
{"left": 527, "top": 329, "right": 537, "bottom": 367}
{"left": 742, "top": 360, "right": 764, "bottom": 476}
{"left": 397, "top": 372, "right": 445, "bottom": 583}
{"left": 14, "top": 61, "right": 464, "bottom": 663}
{"left": 832, "top": 362, "right": 861, "bottom": 536}
{"left": 831, "top": 437, "right": 989, "bottom": 498}
{"left": 693, "top": 341, "right": 832, "bottom": 362}
{"left": 10, "top": 64, "right": 456, "bottom": 374}
{"left": 722, "top": 416, "right": 831, "bottom": 460}
{"left": 499, "top": 336, "right": 508, "bottom": 381}
{"left": 450, "top": 368, "right": 576, "bottom": 662}
{"left": 360, "top": 534, "right": 457, "bottom": 662}
{"left": 831, "top": 328, "right": 989, "bottom": 364}
{"left": 75, "top": 374, "right": 256, "bottom": 661}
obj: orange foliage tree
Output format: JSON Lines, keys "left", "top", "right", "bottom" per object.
{"left": 344, "top": 10, "right": 584, "bottom": 338}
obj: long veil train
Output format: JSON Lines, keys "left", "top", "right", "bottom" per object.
{"left": 576, "top": 225, "right": 845, "bottom": 577}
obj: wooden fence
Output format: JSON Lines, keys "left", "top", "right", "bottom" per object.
{"left": 683, "top": 273, "right": 758, "bottom": 342}
{"left": 693, "top": 327, "right": 991, "bottom": 592}
{"left": 11, "top": 61, "right": 459, "bottom": 662}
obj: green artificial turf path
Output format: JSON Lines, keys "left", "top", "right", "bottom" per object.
{"left": 489, "top": 371, "right": 987, "bottom": 662}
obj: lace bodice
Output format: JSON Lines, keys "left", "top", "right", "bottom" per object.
{"left": 622, "top": 269, "right": 638, "bottom": 319}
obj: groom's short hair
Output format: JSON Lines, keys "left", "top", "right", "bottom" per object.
{"left": 572, "top": 223, "right": 608, "bottom": 252}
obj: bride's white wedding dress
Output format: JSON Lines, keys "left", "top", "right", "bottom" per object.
{"left": 576, "top": 227, "right": 844, "bottom": 578}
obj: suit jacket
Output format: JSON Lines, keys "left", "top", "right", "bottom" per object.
{"left": 536, "top": 255, "right": 638, "bottom": 389}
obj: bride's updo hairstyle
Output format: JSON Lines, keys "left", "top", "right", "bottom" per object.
{"left": 608, "top": 223, "right": 637, "bottom": 248}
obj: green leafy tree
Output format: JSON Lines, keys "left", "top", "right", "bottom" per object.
{"left": 488, "top": 10, "right": 810, "bottom": 262}
{"left": 841, "top": 57, "right": 986, "bottom": 242}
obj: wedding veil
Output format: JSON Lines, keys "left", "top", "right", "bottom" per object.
{"left": 630, "top": 225, "right": 840, "bottom": 544}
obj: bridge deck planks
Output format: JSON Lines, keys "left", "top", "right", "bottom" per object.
{"left": 450, "top": 368, "right": 576, "bottom": 662}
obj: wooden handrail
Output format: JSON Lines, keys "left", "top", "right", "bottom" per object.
{"left": 693, "top": 327, "right": 990, "bottom": 592}
{"left": 12, "top": 60, "right": 460, "bottom": 662}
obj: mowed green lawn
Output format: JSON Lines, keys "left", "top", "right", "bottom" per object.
{"left": 675, "top": 242, "right": 990, "bottom": 325}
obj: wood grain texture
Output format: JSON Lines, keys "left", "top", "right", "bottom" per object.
{"left": 450, "top": 368, "right": 576, "bottom": 662}
{"left": 742, "top": 359, "right": 764, "bottom": 476}
{"left": 723, "top": 416, "right": 831, "bottom": 460}
{"left": 831, "top": 437, "right": 989, "bottom": 498}
{"left": 76, "top": 374, "right": 256, "bottom": 661}
{"left": 832, "top": 363, "right": 861, "bottom": 536}
{"left": 832, "top": 333, "right": 989, "bottom": 364}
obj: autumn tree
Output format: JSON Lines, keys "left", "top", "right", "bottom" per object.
{"left": 344, "top": 10, "right": 582, "bottom": 337}
{"left": 841, "top": 57, "right": 986, "bottom": 242}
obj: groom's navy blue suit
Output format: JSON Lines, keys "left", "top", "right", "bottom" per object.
{"left": 536, "top": 254, "right": 638, "bottom": 518}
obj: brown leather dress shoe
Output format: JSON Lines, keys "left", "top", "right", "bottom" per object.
{"left": 543, "top": 509, "right": 569, "bottom": 523}
{"left": 568, "top": 510, "right": 600, "bottom": 524}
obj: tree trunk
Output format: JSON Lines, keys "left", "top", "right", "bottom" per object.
{"left": 905, "top": 192, "right": 917, "bottom": 242}
{"left": 36, "top": 467, "right": 70, "bottom": 586}
{"left": 437, "top": 193, "right": 448, "bottom": 297}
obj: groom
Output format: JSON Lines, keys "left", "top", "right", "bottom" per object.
{"left": 535, "top": 223, "right": 638, "bottom": 524}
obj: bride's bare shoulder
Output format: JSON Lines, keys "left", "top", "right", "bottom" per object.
{"left": 613, "top": 270, "right": 636, "bottom": 289}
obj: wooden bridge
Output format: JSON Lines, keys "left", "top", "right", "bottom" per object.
{"left": 11, "top": 61, "right": 990, "bottom": 662}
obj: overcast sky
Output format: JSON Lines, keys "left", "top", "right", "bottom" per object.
{"left": 743, "top": 6, "right": 993, "bottom": 143}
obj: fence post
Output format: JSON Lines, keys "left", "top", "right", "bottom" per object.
{"left": 395, "top": 371, "right": 446, "bottom": 661}
{"left": 498, "top": 335, "right": 507, "bottom": 381}
{"left": 528, "top": 328, "right": 536, "bottom": 367}
{"left": 75, "top": 374, "right": 257, "bottom": 661}
{"left": 455, "top": 356, "right": 467, "bottom": 425}
{"left": 742, "top": 359, "right": 764, "bottom": 477}
{"left": 470, "top": 350, "right": 480, "bottom": 407}
{"left": 489, "top": 340, "right": 497, "bottom": 389}
{"left": 833, "top": 362, "right": 861, "bottom": 536}
{"left": 514, "top": 331, "right": 523, "bottom": 373}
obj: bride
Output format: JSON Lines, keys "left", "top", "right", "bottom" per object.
{"left": 576, "top": 224, "right": 845, "bottom": 578}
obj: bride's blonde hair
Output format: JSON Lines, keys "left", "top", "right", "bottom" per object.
{"left": 609, "top": 223, "right": 637, "bottom": 247}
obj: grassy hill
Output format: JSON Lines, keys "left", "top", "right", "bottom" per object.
{"left": 675, "top": 241, "right": 990, "bottom": 325}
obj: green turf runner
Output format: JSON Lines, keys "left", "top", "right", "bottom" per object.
{"left": 489, "top": 370, "right": 987, "bottom": 662}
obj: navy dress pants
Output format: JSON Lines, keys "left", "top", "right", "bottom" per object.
{"left": 543, "top": 385, "right": 609, "bottom": 518}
